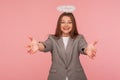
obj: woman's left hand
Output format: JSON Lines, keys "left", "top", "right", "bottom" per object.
{"left": 85, "top": 41, "right": 97, "bottom": 59}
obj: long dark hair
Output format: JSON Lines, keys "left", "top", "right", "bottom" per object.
{"left": 54, "top": 12, "right": 79, "bottom": 39}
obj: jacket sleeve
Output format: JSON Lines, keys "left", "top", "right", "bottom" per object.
{"left": 78, "top": 35, "right": 88, "bottom": 55}
{"left": 40, "top": 35, "right": 53, "bottom": 52}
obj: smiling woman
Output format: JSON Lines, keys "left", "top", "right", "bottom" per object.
{"left": 60, "top": 16, "right": 73, "bottom": 37}
{"left": 26, "top": 11, "right": 97, "bottom": 80}
{"left": 55, "top": 12, "right": 78, "bottom": 38}
{"left": 1, "top": 0, "right": 120, "bottom": 80}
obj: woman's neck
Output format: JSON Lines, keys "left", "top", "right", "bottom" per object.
{"left": 62, "top": 33, "right": 70, "bottom": 37}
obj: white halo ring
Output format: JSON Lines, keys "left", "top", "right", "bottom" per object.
{"left": 57, "top": 5, "right": 76, "bottom": 13}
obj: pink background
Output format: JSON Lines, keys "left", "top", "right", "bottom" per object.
{"left": 0, "top": 0, "right": 120, "bottom": 80}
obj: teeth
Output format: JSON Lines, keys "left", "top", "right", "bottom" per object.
{"left": 63, "top": 28, "right": 69, "bottom": 30}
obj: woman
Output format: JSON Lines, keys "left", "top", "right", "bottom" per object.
{"left": 27, "top": 12, "right": 97, "bottom": 80}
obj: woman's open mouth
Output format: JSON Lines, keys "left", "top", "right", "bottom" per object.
{"left": 63, "top": 27, "right": 70, "bottom": 30}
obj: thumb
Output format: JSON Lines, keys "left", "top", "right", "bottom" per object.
{"left": 28, "top": 36, "right": 33, "bottom": 41}
{"left": 92, "top": 41, "right": 98, "bottom": 46}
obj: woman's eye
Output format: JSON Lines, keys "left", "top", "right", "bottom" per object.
{"left": 61, "top": 22, "right": 65, "bottom": 24}
{"left": 68, "top": 22, "right": 72, "bottom": 24}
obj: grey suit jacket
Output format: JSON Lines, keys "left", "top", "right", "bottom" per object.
{"left": 41, "top": 34, "right": 88, "bottom": 80}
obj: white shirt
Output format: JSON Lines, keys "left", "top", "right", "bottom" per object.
{"left": 62, "top": 37, "right": 69, "bottom": 50}
{"left": 62, "top": 37, "right": 69, "bottom": 80}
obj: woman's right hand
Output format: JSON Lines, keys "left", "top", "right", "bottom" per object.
{"left": 26, "top": 37, "right": 39, "bottom": 54}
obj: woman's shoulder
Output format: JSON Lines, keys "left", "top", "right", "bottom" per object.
{"left": 48, "top": 34, "right": 59, "bottom": 40}
{"left": 76, "top": 34, "right": 85, "bottom": 39}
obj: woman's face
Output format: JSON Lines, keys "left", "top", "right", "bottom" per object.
{"left": 60, "top": 16, "right": 73, "bottom": 37}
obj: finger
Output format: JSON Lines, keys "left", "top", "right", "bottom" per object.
{"left": 91, "top": 50, "right": 96, "bottom": 54}
{"left": 27, "top": 49, "right": 31, "bottom": 53}
{"left": 25, "top": 45, "right": 32, "bottom": 51}
{"left": 93, "top": 41, "right": 98, "bottom": 46}
{"left": 27, "top": 49, "right": 36, "bottom": 54}
{"left": 90, "top": 54, "right": 96, "bottom": 59}
{"left": 92, "top": 52, "right": 96, "bottom": 57}
{"left": 25, "top": 45, "right": 31, "bottom": 48}
{"left": 92, "top": 48, "right": 97, "bottom": 53}
{"left": 28, "top": 50, "right": 34, "bottom": 54}
{"left": 28, "top": 36, "right": 33, "bottom": 41}
{"left": 88, "top": 51, "right": 96, "bottom": 57}
{"left": 88, "top": 54, "right": 95, "bottom": 59}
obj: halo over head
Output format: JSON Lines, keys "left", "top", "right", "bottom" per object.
{"left": 57, "top": 5, "right": 76, "bottom": 13}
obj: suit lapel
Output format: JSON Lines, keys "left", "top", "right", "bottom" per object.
{"left": 57, "top": 38, "right": 67, "bottom": 65}
{"left": 57, "top": 37, "right": 74, "bottom": 66}
{"left": 65, "top": 38, "right": 74, "bottom": 66}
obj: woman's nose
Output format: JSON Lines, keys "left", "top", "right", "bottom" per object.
{"left": 65, "top": 22, "right": 68, "bottom": 25}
